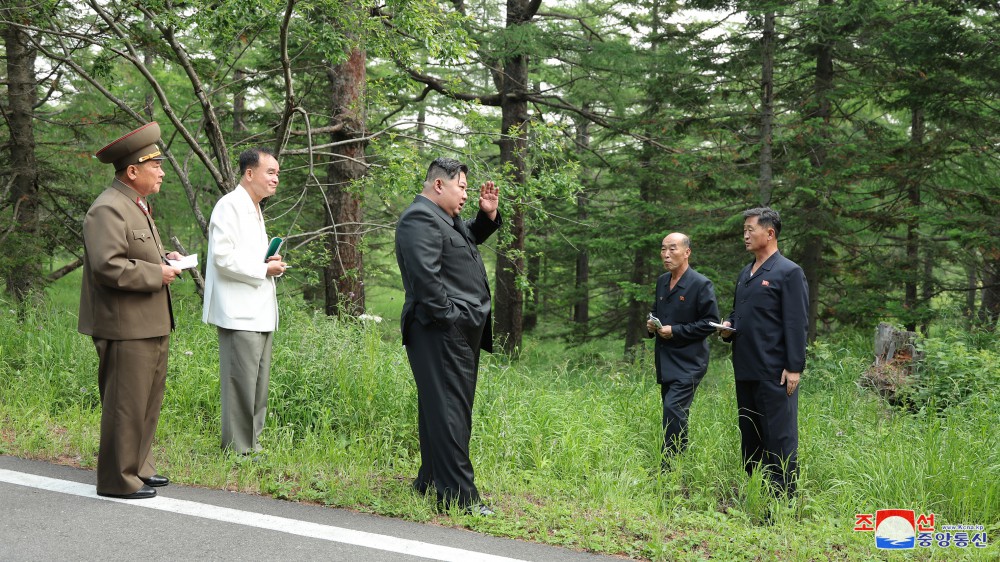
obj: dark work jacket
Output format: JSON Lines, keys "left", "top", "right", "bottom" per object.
{"left": 396, "top": 195, "right": 501, "bottom": 353}
{"left": 648, "top": 267, "right": 720, "bottom": 383}
{"left": 726, "top": 251, "right": 809, "bottom": 381}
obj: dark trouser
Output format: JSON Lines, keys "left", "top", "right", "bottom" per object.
{"left": 218, "top": 328, "right": 273, "bottom": 454}
{"left": 660, "top": 378, "right": 700, "bottom": 457}
{"left": 735, "top": 379, "right": 798, "bottom": 495}
{"left": 94, "top": 336, "right": 169, "bottom": 495}
{"left": 405, "top": 321, "right": 482, "bottom": 508}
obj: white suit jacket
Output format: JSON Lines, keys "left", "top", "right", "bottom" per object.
{"left": 202, "top": 185, "right": 278, "bottom": 331}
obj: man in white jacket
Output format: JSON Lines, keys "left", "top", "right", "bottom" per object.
{"left": 203, "top": 147, "right": 286, "bottom": 455}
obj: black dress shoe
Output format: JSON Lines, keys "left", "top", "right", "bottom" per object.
{"left": 97, "top": 485, "right": 157, "bottom": 499}
{"left": 141, "top": 474, "right": 169, "bottom": 487}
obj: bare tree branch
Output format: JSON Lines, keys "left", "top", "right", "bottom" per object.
{"left": 273, "top": 0, "right": 299, "bottom": 156}
{"left": 398, "top": 62, "right": 502, "bottom": 105}
{"left": 33, "top": 70, "right": 62, "bottom": 109}
{"left": 396, "top": 56, "right": 681, "bottom": 154}
{"left": 170, "top": 235, "right": 205, "bottom": 296}
{"left": 47, "top": 257, "right": 83, "bottom": 281}
{"left": 135, "top": 3, "right": 234, "bottom": 190}
{"left": 22, "top": 18, "right": 212, "bottom": 235}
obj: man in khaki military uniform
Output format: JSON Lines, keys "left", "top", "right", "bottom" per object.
{"left": 79, "top": 121, "right": 183, "bottom": 499}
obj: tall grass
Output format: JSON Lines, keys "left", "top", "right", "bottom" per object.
{"left": 1, "top": 281, "right": 997, "bottom": 560}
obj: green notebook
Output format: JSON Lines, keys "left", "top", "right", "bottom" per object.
{"left": 265, "top": 237, "right": 283, "bottom": 261}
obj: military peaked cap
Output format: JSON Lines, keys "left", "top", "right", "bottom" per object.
{"left": 96, "top": 122, "right": 164, "bottom": 171}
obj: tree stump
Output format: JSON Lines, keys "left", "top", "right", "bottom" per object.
{"left": 861, "top": 322, "right": 923, "bottom": 401}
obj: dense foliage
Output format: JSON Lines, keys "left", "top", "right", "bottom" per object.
{"left": 2, "top": 2, "right": 999, "bottom": 555}
{"left": 901, "top": 329, "right": 1000, "bottom": 412}
{"left": 1, "top": 278, "right": 997, "bottom": 559}
{"left": 1, "top": 1, "right": 998, "bottom": 353}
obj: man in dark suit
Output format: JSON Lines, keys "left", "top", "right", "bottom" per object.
{"left": 79, "top": 122, "right": 182, "bottom": 499}
{"left": 395, "top": 157, "right": 501, "bottom": 515}
{"left": 647, "top": 233, "right": 719, "bottom": 464}
{"left": 718, "top": 207, "right": 808, "bottom": 495}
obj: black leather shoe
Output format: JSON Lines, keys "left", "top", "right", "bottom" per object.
{"left": 97, "top": 485, "right": 157, "bottom": 499}
{"left": 141, "top": 474, "right": 169, "bottom": 487}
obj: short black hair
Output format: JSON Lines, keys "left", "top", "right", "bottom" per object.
{"left": 238, "top": 147, "right": 276, "bottom": 176}
{"left": 425, "top": 157, "right": 468, "bottom": 183}
{"left": 743, "top": 206, "right": 782, "bottom": 237}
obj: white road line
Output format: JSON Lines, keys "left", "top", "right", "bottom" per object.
{"left": 0, "top": 468, "right": 525, "bottom": 562}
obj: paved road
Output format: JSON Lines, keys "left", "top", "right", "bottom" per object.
{"left": 0, "top": 456, "right": 626, "bottom": 562}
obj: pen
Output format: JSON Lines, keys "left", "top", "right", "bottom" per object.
{"left": 163, "top": 255, "right": 183, "bottom": 279}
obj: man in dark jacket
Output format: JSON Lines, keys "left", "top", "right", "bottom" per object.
{"left": 647, "top": 232, "right": 719, "bottom": 464}
{"left": 395, "top": 157, "right": 501, "bottom": 515}
{"left": 718, "top": 207, "right": 808, "bottom": 495}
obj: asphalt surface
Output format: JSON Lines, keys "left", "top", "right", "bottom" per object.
{"left": 0, "top": 456, "right": 627, "bottom": 562}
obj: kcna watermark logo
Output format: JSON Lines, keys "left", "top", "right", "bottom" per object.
{"left": 854, "top": 509, "right": 988, "bottom": 550}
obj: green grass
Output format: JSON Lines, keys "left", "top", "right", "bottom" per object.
{"left": 1, "top": 277, "right": 997, "bottom": 561}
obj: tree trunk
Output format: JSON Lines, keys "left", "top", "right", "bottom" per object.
{"left": 416, "top": 104, "right": 425, "bottom": 139}
{"left": 798, "top": 0, "right": 834, "bottom": 342}
{"left": 323, "top": 47, "right": 367, "bottom": 317}
{"left": 492, "top": 0, "right": 537, "bottom": 354}
{"left": 978, "top": 249, "right": 1000, "bottom": 331}
{"left": 758, "top": 10, "right": 775, "bottom": 206}
{"left": 494, "top": 203, "right": 525, "bottom": 353}
{"left": 2, "top": 18, "right": 41, "bottom": 302}
{"left": 920, "top": 249, "right": 933, "bottom": 335}
{"left": 142, "top": 23, "right": 155, "bottom": 122}
{"left": 903, "top": 107, "right": 925, "bottom": 332}
{"left": 964, "top": 260, "right": 977, "bottom": 329}
{"left": 573, "top": 115, "right": 590, "bottom": 328}
{"left": 233, "top": 68, "right": 247, "bottom": 134}
{"left": 573, "top": 191, "right": 589, "bottom": 326}
{"left": 523, "top": 251, "right": 540, "bottom": 331}
{"left": 624, "top": 145, "right": 655, "bottom": 360}
{"left": 624, "top": 2, "right": 661, "bottom": 359}
{"left": 623, "top": 245, "right": 649, "bottom": 361}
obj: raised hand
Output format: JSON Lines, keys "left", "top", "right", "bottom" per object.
{"left": 478, "top": 180, "right": 499, "bottom": 220}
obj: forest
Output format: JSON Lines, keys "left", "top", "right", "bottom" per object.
{"left": 3, "top": 2, "right": 1000, "bottom": 559}
{"left": 1, "top": 0, "right": 997, "bottom": 348}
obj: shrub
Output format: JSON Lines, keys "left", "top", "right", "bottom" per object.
{"left": 900, "top": 330, "right": 1000, "bottom": 412}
